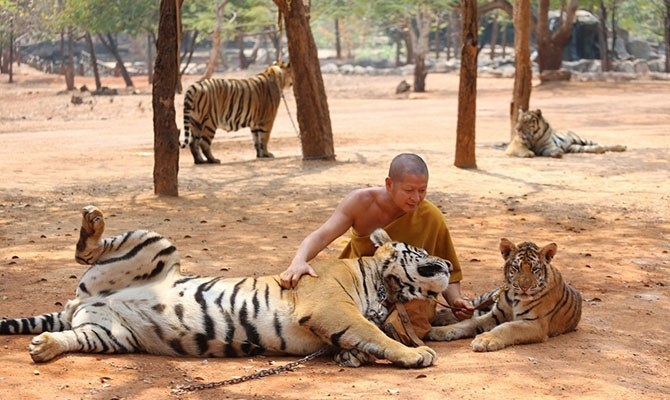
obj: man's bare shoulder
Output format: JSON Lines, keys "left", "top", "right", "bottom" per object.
{"left": 346, "top": 186, "right": 384, "bottom": 202}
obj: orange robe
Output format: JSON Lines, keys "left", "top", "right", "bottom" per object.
{"left": 339, "top": 199, "right": 462, "bottom": 283}
{"left": 338, "top": 199, "right": 462, "bottom": 341}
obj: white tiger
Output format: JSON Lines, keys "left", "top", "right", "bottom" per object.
{"left": 1, "top": 206, "right": 452, "bottom": 368}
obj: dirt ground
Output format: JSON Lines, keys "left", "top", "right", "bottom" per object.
{"left": 0, "top": 64, "right": 668, "bottom": 400}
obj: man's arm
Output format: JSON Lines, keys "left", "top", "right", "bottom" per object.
{"left": 279, "top": 192, "right": 361, "bottom": 288}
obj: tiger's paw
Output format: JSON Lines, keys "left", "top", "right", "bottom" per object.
{"left": 75, "top": 206, "right": 105, "bottom": 265}
{"left": 334, "top": 348, "right": 372, "bottom": 368}
{"left": 29, "top": 332, "right": 68, "bottom": 363}
{"left": 392, "top": 345, "right": 437, "bottom": 368}
{"left": 81, "top": 206, "right": 105, "bottom": 236}
{"left": 471, "top": 332, "right": 508, "bottom": 352}
{"left": 425, "top": 326, "right": 461, "bottom": 341}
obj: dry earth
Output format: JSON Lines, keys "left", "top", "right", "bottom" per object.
{"left": 0, "top": 64, "right": 669, "bottom": 400}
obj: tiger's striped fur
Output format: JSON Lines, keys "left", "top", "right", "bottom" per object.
{"left": 1, "top": 206, "right": 452, "bottom": 368}
{"left": 181, "top": 62, "right": 292, "bottom": 164}
{"left": 426, "top": 238, "right": 582, "bottom": 352}
{"left": 506, "top": 109, "right": 626, "bottom": 158}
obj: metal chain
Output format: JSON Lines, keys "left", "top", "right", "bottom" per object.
{"left": 281, "top": 93, "right": 301, "bottom": 138}
{"left": 171, "top": 347, "right": 330, "bottom": 395}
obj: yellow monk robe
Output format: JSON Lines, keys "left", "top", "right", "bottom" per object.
{"left": 339, "top": 199, "right": 462, "bottom": 341}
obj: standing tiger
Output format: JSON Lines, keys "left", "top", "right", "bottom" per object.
{"left": 1, "top": 205, "right": 452, "bottom": 368}
{"left": 506, "top": 108, "right": 627, "bottom": 158}
{"left": 182, "top": 62, "right": 292, "bottom": 164}
{"left": 426, "top": 238, "right": 582, "bottom": 352}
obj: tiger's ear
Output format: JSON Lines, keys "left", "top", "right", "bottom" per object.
{"left": 534, "top": 109, "right": 542, "bottom": 117}
{"left": 540, "top": 242, "right": 558, "bottom": 263}
{"left": 370, "top": 228, "right": 392, "bottom": 248}
{"left": 499, "top": 238, "right": 516, "bottom": 260}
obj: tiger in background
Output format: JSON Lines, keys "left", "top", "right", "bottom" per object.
{"left": 1, "top": 205, "right": 452, "bottom": 368}
{"left": 182, "top": 62, "right": 292, "bottom": 164}
{"left": 426, "top": 238, "right": 582, "bottom": 352}
{"left": 506, "top": 108, "right": 627, "bottom": 158}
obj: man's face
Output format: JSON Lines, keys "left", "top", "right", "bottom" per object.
{"left": 387, "top": 173, "right": 428, "bottom": 213}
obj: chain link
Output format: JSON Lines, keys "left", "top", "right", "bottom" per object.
{"left": 171, "top": 347, "right": 330, "bottom": 395}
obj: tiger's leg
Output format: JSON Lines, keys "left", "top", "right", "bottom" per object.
{"left": 303, "top": 308, "right": 436, "bottom": 368}
{"left": 566, "top": 143, "right": 606, "bottom": 154}
{"left": 471, "top": 319, "right": 547, "bottom": 352}
{"left": 425, "top": 313, "right": 497, "bottom": 342}
{"left": 605, "top": 144, "right": 627, "bottom": 152}
{"left": 29, "top": 302, "right": 136, "bottom": 362}
{"left": 198, "top": 122, "right": 221, "bottom": 164}
{"left": 252, "top": 128, "right": 274, "bottom": 158}
{"left": 188, "top": 121, "right": 210, "bottom": 164}
{"left": 75, "top": 205, "right": 105, "bottom": 265}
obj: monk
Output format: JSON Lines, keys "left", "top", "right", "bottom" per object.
{"left": 280, "top": 153, "right": 473, "bottom": 345}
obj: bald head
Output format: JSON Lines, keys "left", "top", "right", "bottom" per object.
{"left": 388, "top": 153, "right": 429, "bottom": 182}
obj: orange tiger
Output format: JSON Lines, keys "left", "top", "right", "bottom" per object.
{"left": 427, "top": 238, "right": 582, "bottom": 351}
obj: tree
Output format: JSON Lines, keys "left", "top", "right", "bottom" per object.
{"left": 272, "top": 0, "right": 335, "bottom": 161}
{"left": 202, "top": 0, "right": 229, "bottom": 78}
{"left": 536, "top": 0, "right": 578, "bottom": 72}
{"left": 153, "top": 0, "right": 183, "bottom": 196}
{"left": 454, "top": 0, "right": 477, "bottom": 169}
{"left": 510, "top": 0, "right": 532, "bottom": 138}
{"left": 665, "top": 0, "right": 670, "bottom": 72}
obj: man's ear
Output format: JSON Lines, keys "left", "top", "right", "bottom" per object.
{"left": 385, "top": 177, "right": 393, "bottom": 191}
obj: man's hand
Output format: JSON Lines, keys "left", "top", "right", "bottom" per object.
{"left": 279, "top": 260, "right": 318, "bottom": 289}
{"left": 449, "top": 296, "right": 474, "bottom": 320}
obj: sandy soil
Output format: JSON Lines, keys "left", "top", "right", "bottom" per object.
{"left": 0, "top": 64, "right": 668, "bottom": 400}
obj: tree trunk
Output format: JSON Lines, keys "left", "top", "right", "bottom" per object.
{"left": 147, "top": 33, "right": 154, "bottom": 84}
{"left": 599, "top": 0, "right": 610, "bottom": 72}
{"left": 180, "top": 30, "right": 198, "bottom": 75}
{"left": 510, "top": 0, "right": 532, "bottom": 139}
{"left": 450, "top": 11, "right": 462, "bottom": 59}
{"left": 454, "top": 0, "right": 478, "bottom": 169}
{"left": 273, "top": 0, "right": 335, "bottom": 161}
{"left": 203, "top": 0, "right": 227, "bottom": 79}
{"left": 490, "top": 12, "right": 499, "bottom": 60}
{"left": 98, "top": 34, "right": 135, "bottom": 88}
{"left": 536, "top": 0, "right": 578, "bottom": 72}
{"left": 152, "top": 0, "right": 183, "bottom": 197}
{"left": 665, "top": 1, "right": 670, "bottom": 72}
{"left": 334, "top": 18, "right": 342, "bottom": 59}
{"left": 8, "top": 18, "right": 13, "bottom": 83}
{"left": 411, "top": 9, "right": 431, "bottom": 93}
{"left": 84, "top": 32, "right": 102, "bottom": 91}
{"left": 65, "top": 27, "right": 75, "bottom": 91}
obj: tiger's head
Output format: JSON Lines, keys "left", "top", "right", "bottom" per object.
{"left": 500, "top": 238, "right": 557, "bottom": 299}
{"left": 268, "top": 61, "right": 293, "bottom": 90}
{"left": 370, "top": 228, "right": 452, "bottom": 304}
{"left": 515, "top": 109, "right": 546, "bottom": 147}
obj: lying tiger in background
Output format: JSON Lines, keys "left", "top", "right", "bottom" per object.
{"left": 0, "top": 206, "right": 452, "bottom": 368}
{"left": 182, "top": 62, "right": 292, "bottom": 164}
{"left": 506, "top": 108, "right": 627, "bottom": 158}
{"left": 427, "top": 238, "right": 582, "bottom": 351}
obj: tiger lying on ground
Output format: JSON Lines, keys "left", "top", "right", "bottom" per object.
{"left": 426, "top": 238, "right": 582, "bottom": 351}
{"left": 0, "top": 206, "right": 452, "bottom": 368}
{"left": 506, "top": 108, "right": 627, "bottom": 158}
{"left": 182, "top": 62, "right": 292, "bottom": 164}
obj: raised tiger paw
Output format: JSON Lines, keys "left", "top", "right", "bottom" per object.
{"left": 471, "top": 332, "right": 508, "bottom": 352}
{"left": 29, "top": 332, "right": 68, "bottom": 363}
{"left": 75, "top": 206, "right": 105, "bottom": 265}
{"left": 334, "top": 348, "right": 373, "bottom": 367}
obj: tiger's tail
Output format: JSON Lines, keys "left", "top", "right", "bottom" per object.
{"left": 0, "top": 311, "right": 70, "bottom": 335}
{"left": 181, "top": 85, "right": 196, "bottom": 148}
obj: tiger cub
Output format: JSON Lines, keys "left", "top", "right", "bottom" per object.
{"left": 426, "top": 238, "right": 582, "bottom": 351}
{"left": 506, "top": 108, "right": 627, "bottom": 158}
{"left": 182, "top": 62, "right": 292, "bottom": 164}
{"left": 1, "top": 206, "right": 452, "bottom": 368}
